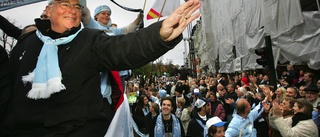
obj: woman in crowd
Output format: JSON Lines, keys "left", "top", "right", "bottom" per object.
{"left": 274, "top": 87, "right": 287, "bottom": 102}
{"left": 269, "top": 97, "right": 295, "bottom": 137}
{"left": 133, "top": 95, "right": 150, "bottom": 134}
{"left": 208, "top": 92, "right": 226, "bottom": 120}
{"left": 176, "top": 97, "right": 191, "bottom": 136}
{"left": 272, "top": 98, "right": 318, "bottom": 137}
{"left": 145, "top": 102, "right": 159, "bottom": 137}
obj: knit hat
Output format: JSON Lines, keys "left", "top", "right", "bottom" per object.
{"left": 48, "top": 0, "right": 86, "bottom": 7}
{"left": 94, "top": 5, "right": 112, "bottom": 17}
{"left": 194, "top": 98, "right": 209, "bottom": 108}
{"left": 159, "top": 89, "right": 167, "bottom": 99}
{"left": 206, "top": 116, "right": 226, "bottom": 129}
{"left": 241, "top": 77, "right": 249, "bottom": 86}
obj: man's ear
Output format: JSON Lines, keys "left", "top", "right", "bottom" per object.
{"left": 45, "top": 6, "right": 51, "bottom": 18}
{"left": 300, "top": 107, "right": 305, "bottom": 113}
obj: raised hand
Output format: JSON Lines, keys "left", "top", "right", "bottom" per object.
{"left": 225, "top": 98, "right": 235, "bottom": 104}
{"left": 272, "top": 102, "right": 282, "bottom": 117}
{"left": 160, "top": 0, "right": 201, "bottom": 42}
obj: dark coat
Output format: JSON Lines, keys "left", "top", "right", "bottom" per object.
{"left": 187, "top": 113, "right": 211, "bottom": 137}
{"left": 0, "top": 19, "right": 182, "bottom": 136}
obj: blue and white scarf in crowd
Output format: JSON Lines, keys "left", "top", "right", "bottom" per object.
{"left": 154, "top": 113, "right": 181, "bottom": 137}
{"left": 22, "top": 29, "right": 82, "bottom": 99}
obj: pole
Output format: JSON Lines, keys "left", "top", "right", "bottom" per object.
{"left": 142, "top": 0, "right": 147, "bottom": 11}
{"left": 265, "top": 36, "right": 277, "bottom": 90}
{"left": 157, "top": 0, "right": 167, "bottom": 22}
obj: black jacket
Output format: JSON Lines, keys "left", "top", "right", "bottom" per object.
{"left": 0, "top": 19, "right": 182, "bottom": 136}
{"left": 187, "top": 113, "right": 211, "bottom": 137}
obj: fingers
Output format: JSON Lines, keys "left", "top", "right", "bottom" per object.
{"left": 160, "top": 0, "right": 201, "bottom": 41}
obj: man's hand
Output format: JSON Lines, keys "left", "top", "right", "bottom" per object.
{"left": 225, "top": 98, "right": 235, "bottom": 104}
{"left": 160, "top": 0, "right": 201, "bottom": 42}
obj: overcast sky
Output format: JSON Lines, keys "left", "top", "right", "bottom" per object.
{"left": 0, "top": 0, "right": 198, "bottom": 66}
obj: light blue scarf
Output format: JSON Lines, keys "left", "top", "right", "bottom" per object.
{"left": 22, "top": 29, "right": 82, "bottom": 99}
{"left": 154, "top": 113, "right": 181, "bottom": 137}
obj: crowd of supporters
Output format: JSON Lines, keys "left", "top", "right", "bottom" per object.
{"left": 127, "top": 65, "right": 320, "bottom": 137}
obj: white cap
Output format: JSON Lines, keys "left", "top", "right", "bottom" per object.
{"left": 206, "top": 116, "right": 226, "bottom": 129}
{"left": 194, "top": 98, "right": 208, "bottom": 108}
{"left": 193, "top": 88, "right": 200, "bottom": 95}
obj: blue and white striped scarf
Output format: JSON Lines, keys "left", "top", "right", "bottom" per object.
{"left": 22, "top": 29, "right": 82, "bottom": 99}
{"left": 154, "top": 113, "right": 181, "bottom": 137}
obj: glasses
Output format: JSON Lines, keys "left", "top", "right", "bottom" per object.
{"left": 53, "top": 1, "right": 84, "bottom": 12}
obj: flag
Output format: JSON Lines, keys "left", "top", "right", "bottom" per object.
{"left": 0, "top": 0, "right": 45, "bottom": 12}
{"left": 105, "top": 94, "right": 134, "bottom": 137}
{"left": 105, "top": 71, "right": 148, "bottom": 137}
{"left": 147, "top": 0, "right": 180, "bottom": 20}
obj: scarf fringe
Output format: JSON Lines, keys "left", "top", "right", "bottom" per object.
{"left": 22, "top": 71, "right": 35, "bottom": 84}
{"left": 27, "top": 77, "right": 66, "bottom": 99}
{"left": 27, "top": 83, "right": 50, "bottom": 99}
{"left": 47, "top": 79, "right": 66, "bottom": 94}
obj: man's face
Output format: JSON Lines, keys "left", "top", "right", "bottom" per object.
{"left": 236, "top": 90, "right": 243, "bottom": 97}
{"left": 209, "top": 94, "right": 216, "bottom": 102}
{"left": 251, "top": 76, "right": 257, "bottom": 83}
{"left": 161, "top": 100, "right": 172, "bottom": 116}
{"left": 47, "top": 0, "right": 82, "bottom": 33}
{"left": 227, "top": 85, "right": 234, "bottom": 93}
{"left": 306, "top": 92, "right": 318, "bottom": 102}
{"left": 200, "top": 80, "right": 205, "bottom": 85}
{"left": 286, "top": 88, "right": 297, "bottom": 98}
{"left": 205, "top": 103, "right": 210, "bottom": 113}
{"left": 175, "top": 92, "right": 182, "bottom": 97}
{"left": 263, "top": 76, "right": 269, "bottom": 81}
{"left": 304, "top": 74, "right": 311, "bottom": 82}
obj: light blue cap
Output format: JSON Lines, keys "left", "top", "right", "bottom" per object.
{"left": 94, "top": 5, "right": 112, "bottom": 17}
{"left": 159, "top": 89, "right": 167, "bottom": 99}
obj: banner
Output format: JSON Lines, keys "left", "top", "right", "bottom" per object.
{"left": 105, "top": 94, "right": 134, "bottom": 137}
{"left": 147, "top": 0, "right": 180, "bottom": 20}
{"left": 0, "top": 0, "right": 45, "bottom": 12}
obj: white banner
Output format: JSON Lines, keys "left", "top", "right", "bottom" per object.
{"left": 0, "top": 0, "right": 45, "bottom": 11}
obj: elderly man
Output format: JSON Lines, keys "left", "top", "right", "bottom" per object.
{"left": 225, "top": 99, "right": 269, "bottom": 137}
{"left": 0, "top": 0, "right": 201, "bottom": 136}
{"left": 304, "top": 85, "right": 320, "bottom": 110}
{"left": 225, "top": 86, "right": 271, "bottom": 137}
